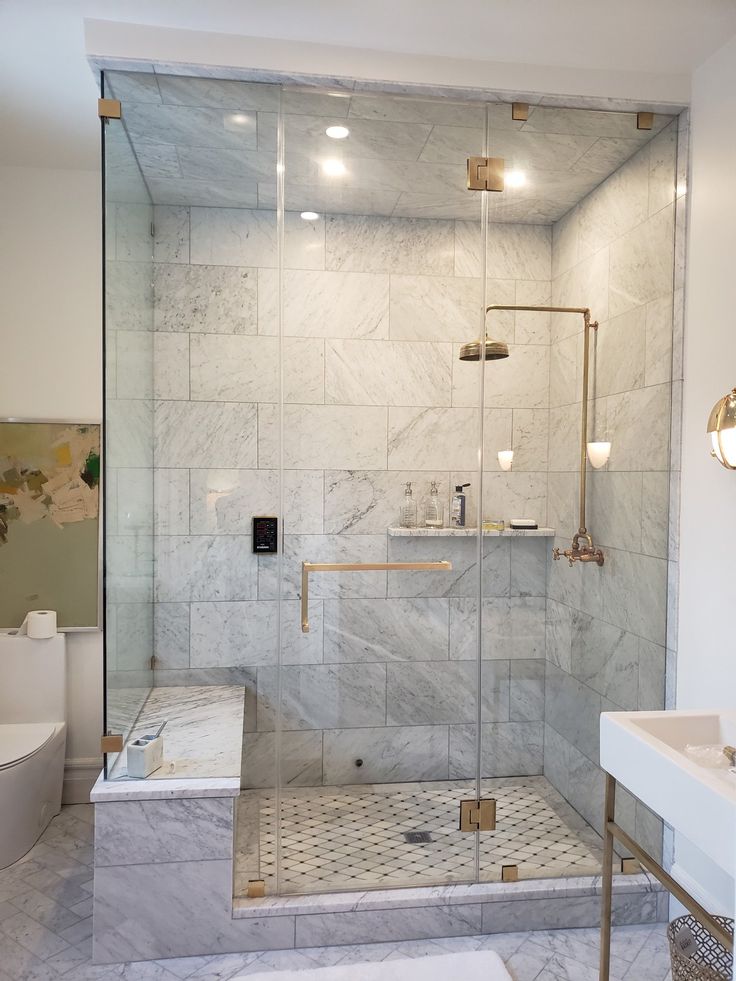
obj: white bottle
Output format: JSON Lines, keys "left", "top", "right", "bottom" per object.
{"left": 399, "top": 481, "right": 417, "bottom": 528}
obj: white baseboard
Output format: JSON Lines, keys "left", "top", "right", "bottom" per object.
{"left": 63, "top": 758, "right": 102, "bottom": 805}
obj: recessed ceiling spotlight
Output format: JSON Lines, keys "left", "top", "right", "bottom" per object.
{"left": 505, "top": 169, "right": 527, "bottom": 188}
{"left": 301, "top": 211, "right": 320, "bottom": 221}
{"left": 325, "top": 125, "right": 350, "bottom": 139}
{"left": 321, "top": 159, "right": 347, "bottom": 177}
{"left": 224, "top": 112, "right": 253, "bottom": 132}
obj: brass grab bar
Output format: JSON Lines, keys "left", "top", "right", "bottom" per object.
{"left": 300, "top": 560, "right": 453, "bottom": 633}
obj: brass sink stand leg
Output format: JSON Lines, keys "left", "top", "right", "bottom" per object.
{"left": 600, "top": 773, "right": 616, "bottom": 981}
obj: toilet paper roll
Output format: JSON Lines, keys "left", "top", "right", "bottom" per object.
{"left": 18, "top": 611, "right": 58, "bottom": 639}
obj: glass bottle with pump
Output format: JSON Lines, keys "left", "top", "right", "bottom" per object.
{"left": 424, "top": 480, "right": 444, "bottom": 528}
{"left": 450, "top": 483, "right": 470, "bottom": 527}
{"left": 399, "top": 481, "right": 417, "bottom": 528}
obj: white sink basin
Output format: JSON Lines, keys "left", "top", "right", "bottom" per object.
{"left": 600, "top": 710, "right": 736, "bottom": 876}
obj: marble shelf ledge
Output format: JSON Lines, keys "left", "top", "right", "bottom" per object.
{"left": 388, "top": 526, "right": 555, "bottom": 537}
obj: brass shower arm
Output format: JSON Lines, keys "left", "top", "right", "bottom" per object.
{"left": 485, "top": 304, "right": 595, "bottom": 322}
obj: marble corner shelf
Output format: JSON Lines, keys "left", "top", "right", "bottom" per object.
{"left": 388, "top": 526, "right": 555, "bottom": 537}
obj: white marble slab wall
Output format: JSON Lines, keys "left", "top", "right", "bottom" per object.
{"left": 545, "top": 122, "right": 678, "bottom": 860}
{"left": 104, "top": 123, "right": 156, "bottom": 734}
{"left": 151, "top": 206, "right": 552, "bottom": 786}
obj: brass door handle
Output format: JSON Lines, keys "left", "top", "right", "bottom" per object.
{"left": 300, "top": 560, "right": 452, "bottom": 633}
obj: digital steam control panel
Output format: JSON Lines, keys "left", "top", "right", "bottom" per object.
{"left": 252, "top": 516, "right": 278, "bottom": 553}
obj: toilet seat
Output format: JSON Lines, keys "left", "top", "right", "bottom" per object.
{"left": 0, "top": 723, "right": 58, "bottom": 770}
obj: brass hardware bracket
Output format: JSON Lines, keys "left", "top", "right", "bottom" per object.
{"left": 301, "top": 560, "right": 452, "bottom": 632}
{"left": 459, "top": 798, "right": 496, "bottom": 832}
{"left": 501, "top": 864, "right": 519, "bottom": 882}
{"left": 512, "top": 102, "right": 529, "bottom": 122}
{"left": 599, "top": 773, "right": 733, "bottom": 981}
{"left": 98, "top": 98, "right": 121, "bottom": 120}
{"left": 637, "top": 111, "right": 654, "bottom": 131}
{"left": 246, "top": 879, "right": 266, "bottom": 899}
{"left": 467, "top": 156, "right": 504, "bottom": 191}
{"left": 620, "top": 857, "right": 640, "bottom": 875}
{"left": 101, "top": 733, "right": 124, "bottom": 754}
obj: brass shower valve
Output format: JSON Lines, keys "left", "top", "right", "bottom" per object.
{"left": 553, "top": 531, "right": 604, "bottom": 567}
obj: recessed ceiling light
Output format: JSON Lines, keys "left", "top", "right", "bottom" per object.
{"left": 505, "top": 169, "right": 527, "bottom": 188}
{"left": 224, "top": 112, "right": 252, "bottom": 132}
{"left": 301, "top": 211, "right": 320, "bottom": 221}
{"left": 325, "top": 125, "right": 350, "bottom": 139}
{"left": 321, "top": 159, "right": 347, "bottom": 177}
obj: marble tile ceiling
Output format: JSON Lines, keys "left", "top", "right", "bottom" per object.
{"left": 107, "top": 71, "right": 674, "bottom": 224}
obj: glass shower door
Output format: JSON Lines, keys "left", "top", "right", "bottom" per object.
{"left": 270, "top": 87, "right": 488, "bottom": 894}
{"left": 101, "top": 81, "right": 155, "bottom": 775}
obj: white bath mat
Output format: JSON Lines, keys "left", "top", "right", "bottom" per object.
{"left": 234, "top": 949, "right": 511, "bottom": 981}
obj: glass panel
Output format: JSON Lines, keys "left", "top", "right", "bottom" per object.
{"left": 273, "top": 88, "right": 487, "bottom": 894}
{"left": 102, "top": 76, "right": 155, "bottom": 775}
{"left": 479, "top": 103, "right": 678, "bottom": 882}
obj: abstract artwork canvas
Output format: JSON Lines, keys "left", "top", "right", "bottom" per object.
{"left": 0, "top": 421, "right": 100, "bottom": 628}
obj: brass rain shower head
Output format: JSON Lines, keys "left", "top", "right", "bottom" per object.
{"left": 458, "top": 340, "right": 510, "bottom": 362}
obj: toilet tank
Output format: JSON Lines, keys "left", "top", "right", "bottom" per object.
{"left": 0, "top": 634, "right": 67, "bottom": 724}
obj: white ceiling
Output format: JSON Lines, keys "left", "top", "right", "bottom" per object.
{"left": 2, "top": 0, "right": 736, "bottom": 171}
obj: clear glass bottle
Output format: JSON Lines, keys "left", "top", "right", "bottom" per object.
{"left": 399, "top": 481, "right": 417, "bottom": 528}
{"left": 424, "top": 480, "right": 444, "bottom": 528}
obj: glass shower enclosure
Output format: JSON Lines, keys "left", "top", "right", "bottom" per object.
{"left": 102, "top": 71, "right": 680, "bottom": 900}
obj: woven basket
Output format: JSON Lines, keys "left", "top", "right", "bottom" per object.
{"left": 668, "top": 915, "right": 734, "bottom": 981}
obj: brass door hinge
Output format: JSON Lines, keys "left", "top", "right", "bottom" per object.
{"left": 636, "top": 111, "right": 654, "bottom": 131}
{"left": 502, "top": 864, "right": 519, "bottom": 882}
{"left": 101, "top": 732, "right": 124, "bottom": 754}
{"left": 467, "top": 156, "right": 504, "bottom": 192}
{"left": 459, "top": 798, "right": 497, "bottom": 832}
{"left": 247, "top": 879, "right": 266, "bottom": 898}
{"left": 98, "top": 98, "right": 121, "bottom": 121}
{"left": 621, "top": 857, "right": 641, "bottom": 874}
{"left": 512, "top": 102, "right": 529, "bottom": 122}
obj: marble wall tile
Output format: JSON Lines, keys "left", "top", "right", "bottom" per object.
{"left": 644, "top": 294, "right": 674, "bottom": 388}
{"left": 107, "top": 69, "right": 162, "bottom": 103}
{"left": 638, "top": 638, "right": 666, "bottom": 711}
{"left": 155, "top": 400, "right": 258, "bottom": 468}
{"left": 596, "top": 306, "right": 647, "bottom": 398}
{"left": 511, "top": 409, "right": 549, "bottom": 471}
{"left": 576, "top": 146, "right": 649, "bottom": 259}
{"left": 544, "top": 662, "right": 601, "bottom": 763}
{"left": 155, "top": 535, "right": 258, "bottom": 602}
{"left": 387, "top": 536, "right": 510, "bottom": 599}
{"left": 242, "top": 730, "right": 323, "bottom": 788}
{"left": 154, "top": 332, "right": 189, "bottom": 400}
{"left": 257, "top": 662, "right": 387, "bottom": 731}
{"left": 116, "top": 202, "right": 154, "bottom": 262}
{"left": 125, "top": 103, "right": 259, "bottom": 151}
{"left": 322, "top": 725, "right": 450, "bottom": 784}
{"left": 154, "top": 602, "right": 190, "bottom": 670}
{"left": 648, "top": 122, "right": 678, "bottom": 217}
{"left": 93, "top": 860, "right": 294, "bottom": 962}
{"left": 115, "top": 331, "right": 153, "bottom": 399}
{"left": 549, "top": 332, "right": 579, "bottom": 409}
{"left": 294, "top": 904, "right": 482, "bottom": 947}
{"left": 587, "top": 471, "right": 643, "bottom": 552}
{"left": 154, "top": 263, "right": 258, "bottom": 334}
{"left": 482, "top": 472, "right": 548, "bottom": 527}
{"left": 190, "top": 334, "right": 277, "bottom": 402}
{"left": 514, "top": 281, "right": 552, "bottom": 343}
{"left": 323, "top": 597, "right": 449, "bottom": 662}
{"left": 551, "top": 248, "right": 609, "bottom": 340}
{"left": 387, "top": 407, "right": 480, "bottom": 471}
{"left": 323, "top": 469, "right": 447, "bottom": 534}
{"left": 569, "top": 611, "right": 639, "bottom": 710}
{"left": 453, "top": 344, "right": 550, "bottom": 410}
{"left": 258, "top": 268, "right": 390, "bottom": 339}
{"left": 149, "top": 176, "right": 259, "bottom": 209}
{"left": 190, "top": 601, "right": 277, "bottom": 668}
{"left": 609, "top": 205, "right": 675, "bottom": 318}
{"left": 546, "top": 473, "right": 577, "bottom": 536}
{"left": 450, "top": 596, "right": 546, "bottom": 661}
{"left": 106, "top": 260, "right": 153, "bottom": 332}
{"left": 605, "top": 383, "right": 670, "bottom": 472}
{"left": 260, "top": 533, "right": 388, "bottom": 601}
{"left": 548, "top": 404, "right": 581, "bottom": 473}
{"left": 389, "top": 274, "right": 483, "bottom": 342}
{"left": 449, "top": 721, "right": 544, "bottom": 778}
{"left": 543, "top": 723, "right": 571, "bottom": 798}
{"left": 259, "top": 403, "right": 388, "bottom": 470}
{"left": 107, "top": 399, "right": 154, "bottom": 469}
{"left": 189, "top": 468, "right": 323, "bottom": 535}
{"left": 325, "top": 215, "right": 454, "bottom": 275}
{"left": 283, "top": 114, "right": 434, "bottom": 163}
{"left": 154, "top": 468, "right": 190, "bottom": 535}
{"left": 510, "top": 659, "right": 545, "bottom": 721}
{"left": 480, "top": 891, "right": 659, "bottom": 935}
{"left": 113, "top": 467, "right": 154, "bottom": 536}
{"left": 94, "top": 797, "right": 233, "bottom": 866}
{"left": 552, "top": 209, "right": 579, "bottom": 280}
{"left": 455, "top": 222, "right": 551, "bottom": 280}
{"left": 156, "top": 75, "right": 280, "bottom": 111}
{"left": 153, "top": 205, "right": 189, "bottom": 263}
{"left": 509, "top": 538, "right": 548, "bottom": 597}
{"left": 599, "top": 547, "right": 667, "bottom": 645}
{"left": 189, "top": 208, "right": 324, "bottom": 269}
{"left": 348, "top": 95, "right": 485, "bottom": 127}
{"left": 386, "top": 660, "right": 509, "bottom": 726}
{"left": 544, "top": 600, "right": 573, "bottom": 674}
{"left": 641, "top": 471, "right": 670, "bottom": 559}
{"left": 325, "top": 339, "right": 452, "bottom": 407}
{"left": 115, "top": 603, "right": 153, "bottom": 671}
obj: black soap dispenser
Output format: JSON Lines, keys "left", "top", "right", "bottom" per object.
{"left": 450, "top": 483, "right": 470, "bottom": 527}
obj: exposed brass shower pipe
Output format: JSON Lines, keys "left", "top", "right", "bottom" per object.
{"left": 482, "top": 304, "right": 605, "bottom": 567}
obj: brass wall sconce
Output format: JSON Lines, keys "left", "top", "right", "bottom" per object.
{"left": 707, "top": 388, "right": 736, "bottom": 469}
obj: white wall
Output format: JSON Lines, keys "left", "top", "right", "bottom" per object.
{"left": 677, "top": 31, "right": 736, "bottom": 914}
{"left": 0, "top": 164, "right": 103, "bottom": 791}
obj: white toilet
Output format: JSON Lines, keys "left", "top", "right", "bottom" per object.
{"left": 0, "top": 633, "right": 67, "bottom": 869}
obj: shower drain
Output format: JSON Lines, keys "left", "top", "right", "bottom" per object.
{"left": 403, "top": 831, "right": 433, "bottom": 844}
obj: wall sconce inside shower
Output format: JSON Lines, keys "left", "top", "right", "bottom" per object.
{"left": 498, "top": 450, "right": 514, "bottom": 471}
{"left": 587, "top": 441, "right": 611, "bottom": 469}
